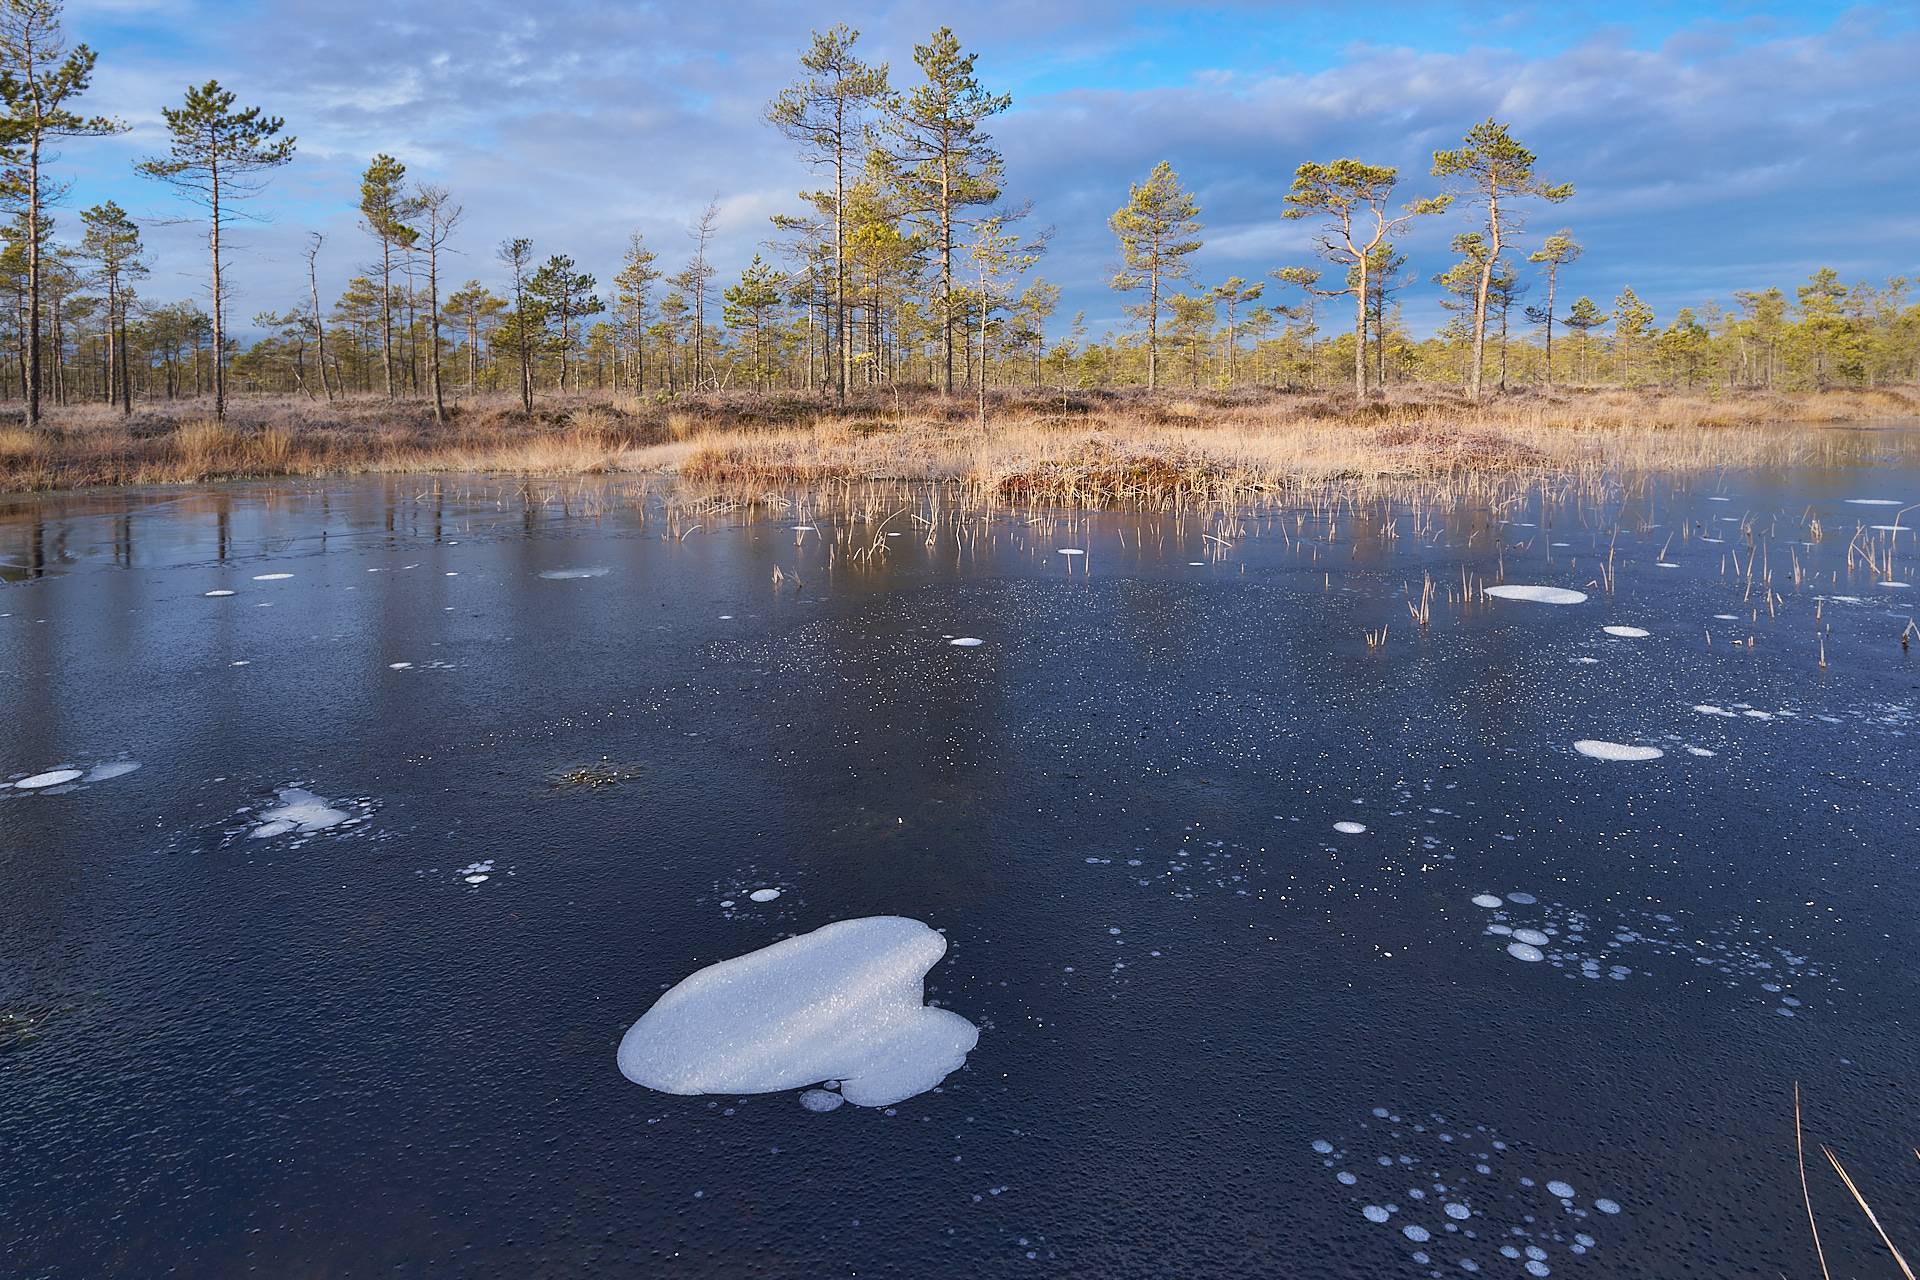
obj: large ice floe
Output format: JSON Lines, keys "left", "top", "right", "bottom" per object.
{"left": 618, "top": 917, "right": 978, "bottom": 1107}
{"left": 1483, "top": 585, "right": 1587, "bottom": 605}
{"left": 250, "top": 788, "right": 352, "bottom": 838}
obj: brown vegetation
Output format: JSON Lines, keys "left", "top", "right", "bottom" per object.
{"left": 2, "top": 383, "right": 1915, "bottom": 503}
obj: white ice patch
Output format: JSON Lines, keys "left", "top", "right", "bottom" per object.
{"left": 1846, "top": 499, "right": 1903, "bottom": 505}
{"left": 252, "top": 573, "right": 294, "bottom": 580}
{"left": 204, "top": 589, "right": 235, "bottom": 597}
{"left": 13, "top": 768, "right": 83, "bottom": 789}
{"left": 800, "top": 1088, "right": 844, "bottom": 1111}
{"left": 617, "top": 916, "right": 978, "bottom": 1107}
{"left": 949, "top": 637, "right": 983, "bottom": 646}
{"left": 1507, "top": 942, "right": 1545, "bottom": 962}
{"left": 749, "top": 888, "right": 781, "bottom": 902}
{"left": 1573, "top": 740, "right": 1664, "bottom": 761}
{"left": 251, "top": 789, "right": 351, "bottom": 837}
{"left": 1472, "top": 894, "right": 1504, "bottom": 909}
{"left": 1602, "top": 626, "right": 1649, "bottom": 638}
{"left": 1512, "top": 929, "right": 1550, "bottom": 947}
{"left": 1334, "top": 821, "right": 1367, "bottom": 834}
{"left": 1685, "top": 746, "right": 1716, "bottom": 757}
{"left": 1057, "top": 548, "right": 1085, "bottom": 555}
{"left": 1483, "top": 585, "right": 1588, "bottom": 605}
{"left": 388, "top": 662, "right": 412, "bottom": 669}
{"left": 539, "top": 567, "right": 610, "bottom": 579}
{"left": 82, "top": 761, "right": 141, "bottom": 782}
{"left": 1693, "top": 705, "right": 1736, "bottom": 717}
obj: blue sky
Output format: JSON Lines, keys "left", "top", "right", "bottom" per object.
{"left": 53, "top": 0, "right": 1920, "bottom": 342}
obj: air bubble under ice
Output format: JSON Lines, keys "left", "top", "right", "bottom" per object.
{"left": 1483, "top": 585, "right": 1588, "bottom": 605}
{"left": 1602, "top": 626, "right": 1650, "bottom": 638}
{"left": 1334, "top": 821, "right": 1367, "bottom": 834}
{"left": 1573, "top": 740, "right": 1664, "bottom": 761}
{"left": 949, "top": 638, "right": 984, "bottom": 647}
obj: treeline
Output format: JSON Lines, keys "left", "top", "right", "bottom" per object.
{"left": 2, "top": 4, "right": 1916, "bottom": 427}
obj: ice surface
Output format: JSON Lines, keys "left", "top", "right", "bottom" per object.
{"left": 539, "top": 567, "right": 609, "bottom": 579}
{"left": 1334, "top": 821, "right": 1367, "bottom": 834}
{"left": 252, "top": 573, "right": 293, "bottom": 580}
{"left": 749, "top": 888, "right": 781, "bottom": 902}
{"left": 1602, "top": 626, "right": 1650, "bottom": 638}
{"left": 82, "top": 761, "right": 141, "bottom": 782}
{"left": 1507, "top": 942, "right": 1545, "bottom": 962}
{"left": 252, "top": 789, "right": 351, "bottom": 836}
{"left": 1483, "top": 585, "right": 1587, "bottom": 604}
{"left": 949, "top": 638, "right": 983, "bottom": 646}
{"left": 617, "top": 916, "right": 979, "bottom": 1107}
{"left": 1573, "top": 740, "right": 1665, "bottom": 761}
{"left": 14, "top": 769, "right": 83, "bottom": 788}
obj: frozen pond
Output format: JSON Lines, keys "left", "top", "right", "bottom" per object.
{"left": 3, "top": 448, "right": 1920, "bottom": 1277}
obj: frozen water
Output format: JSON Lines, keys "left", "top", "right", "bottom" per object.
{"left": 749, "top": 888, "right": 781, "bottom": 902}
{"left": 1472, "top": 894, "right": 1504, "bottom": 908}
{"left": 1334, "top": 821, "right": 1367, "bottom": 834}
{"left": 251, "top": 573, "right": 294, "bottom": 580}
{"left": 1573, "top": 740, "right": 1664, "bottom": 761}
{"left": 949, "top": 638, "right": 984, "bottom": 647}
{"left": 539, "top": 567, "right": 610, "bottom": 579}
{"left": 1602, "top": 626, "right": 1650, "bottom": 638}
{"left": 252, "top": 789, "right": 350, "bottom": 836}
{"left": 82, "top": 761, "right": 141, "bottom": 782}
{"left": 1483, "top": 585, "right": 1587, "bottom": 605}
{"left": 1507, "top": 942, "right": 1545, "bottom": 962}
{"left": 14, "top": 769, "right": 83, "bottom": 789}
{"left": 617, "top": 917, "right": 978, "bottom": 1107}
{"left": 800, "top": 1088, "right": 844, "bottom": 1112}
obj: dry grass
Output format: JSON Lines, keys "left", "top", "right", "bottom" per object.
{"left": 1, "top": 383, "right": 1914, "bottom": 503}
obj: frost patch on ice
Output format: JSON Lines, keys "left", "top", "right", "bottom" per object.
{"left": 252, "top": 573, "right": 294, "bottom": 580}
{"left": 749, "top": 887, "right": 781, "bottom": 902}
{"left": 13, "top": 768, "right": 82, "bottom": 788}
{"left": 618, "top": 917, "right": 977, "bottom": 1107}
{"left": 251, "top": 789, "right": 351, "bottom": 837}
{"left": 1334, "top": 821, "right": 1367, "bottom": 834}
{"left": 1573, "top": 740, "right": 1664, "bottom": 761}
{"left": 1483, "top": 585, "right": 1587, "bottom": 605}
{"left": 82, "top": 761, "right": 141, "bottom": 782}
{"left": 1602, "top": 626, "right": 1650, "bottom": 638}
{"left": 949, "top": 637, "right": 983, "bottom": 646}
{"left": 540, "top": 567, "right": 610, "bottom": 579}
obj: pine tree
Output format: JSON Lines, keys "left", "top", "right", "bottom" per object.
{"left": 135, "top": 81, "right": 294, "bottom": 420}
{"left": 1109, "top": 162, "right": 1203, "bottom": 390}
{"left": 528, "top": 254, "right": 601, "bottom": 393}
{"left": 78, "top": 201, "right": 145, "bottom": 413}
{"left": 1523, "top": 230, "right": 1581, "bottom": 389}
{"left": 0, "top": 0, "right": 122, "bottom": 428}
{"left": 614, "top": 230, "right": 661, "bottom": 392}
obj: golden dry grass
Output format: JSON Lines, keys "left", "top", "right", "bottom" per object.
{"left": 1, "top": 383, "right": 1914, "bottom": 502}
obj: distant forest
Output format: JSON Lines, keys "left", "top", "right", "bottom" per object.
{"left": 1, "top": 4, "right": 1915, "bottom": 424}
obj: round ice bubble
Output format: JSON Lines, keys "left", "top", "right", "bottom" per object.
{"left": 1472, "top": 894, "right": 1503, "bottom": 908}
{"left": 1512, "top": 929, "right": 1549, "bottom": 947}
{"left": 1338, "top": 1171, "right": 1357, "bottom": 1185}
{"left": 1594, "top": 1198, "right": 1620, "bottom": 1214}
{"left": 1574, "top": 740, "right": 1664, "bottom": 761}
{"left": 1506, "top": 893, "right": 1537, "bottom": 905}
{"left": 1363, "top": 1206, "right": 1390, "bottom": 1223}
{"left": 1602, "top": 626, "right": 1649, "bottom": 638}
{"left": 14, "top": 769, "right": 83, "bottom": 789}
{"left": 1507, "top": 942, "right": 1545, "bottom": 962}
{"left": 1483, "top": 585, "right": 1588, "bottom": 605}
{"left": 800, "top": 1089, "right": 844, "bottom": 1112}
{"left": 949, "top": 638, "right": 983, "bottom": 647}
{"left": 204, "top": 589, "right": 235, "bottom": 597}
{"left": 1057, "top": 548, "right": 1085, "bottom": 556}
{"left": 1334, "top": 821, "right": 1367, "bottom": 834}
{"left": 465, "top": 874, "right": 488, "bottom": 884}
{"left": 1444, "top": 1203, "right": 1470, "bottom": 1219}
{"left": 749, "top": 888, "right": 781, "bottom": 902}
{"left": 1403, "top": 1225, "right": 1431, "bottom": 1242}
{"left": 1488, "top": 925, "right": 1513, "bottom": 936}
{"left": 1547, "top": 1180, "right": 1574, "bottom": 1198}
{"left": 1313, "top": 1139, "right": 1334, "bottom": 1154}
{"left": 1525, "top": 1261, "right": 1549, "bottom": 1277}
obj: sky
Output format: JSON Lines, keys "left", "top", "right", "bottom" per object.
{"left": 47, "top": 0, "right": 1920, "bottom": 343}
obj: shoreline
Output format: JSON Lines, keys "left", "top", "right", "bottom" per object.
{"left": 2, "top": 385, "right": 1915, "bottom": 504}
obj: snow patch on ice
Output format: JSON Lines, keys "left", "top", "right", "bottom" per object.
{"left": 617, "top": 916, "right": 978, "bottom": 1107}
{"left": 251, "top": 789, "right": 351, "bottom": 837}
{"left": 1574, "top": 740, "right": 1664, "bottom": 761}
{"left": 1483, "top": 585, "right": 1587, "bottom": 605}
{"left": 749, "top": 887, "right": 781, "bottom": 902}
